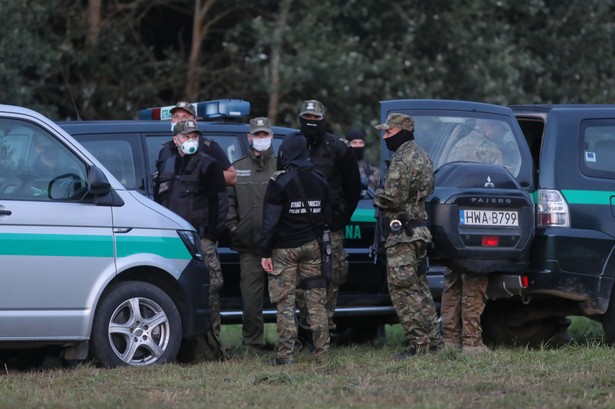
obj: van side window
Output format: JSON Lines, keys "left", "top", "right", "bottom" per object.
{"left": 80, "top": 140, "right": 136, "bottom": 189}
{"left": 581, "top": 122, "right": 615, "bottom": 177}
{"left": 0, "top": 119, "right": 86, "bottom": 200}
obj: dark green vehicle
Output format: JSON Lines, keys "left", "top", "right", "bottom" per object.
{"left": 381, "top": 100, "right": 615, "bottom": 345}
{"left": 59, "top": 100, "right": 390, "bottom": 341}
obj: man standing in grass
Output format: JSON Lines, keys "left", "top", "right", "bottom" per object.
{"left": 227, "top": 117, "right": 277, "bottom": 353}
{"left": 260, "top": 134, "right": 330, "bottom": 365}
{"left": 373, "top": 113, "right": 443, "bottom": 359}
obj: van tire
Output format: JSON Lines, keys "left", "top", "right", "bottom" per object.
{"left": 91, "top": 281, "right": 182, "bottom": 367}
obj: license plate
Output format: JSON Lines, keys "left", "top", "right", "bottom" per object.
{"left": 459, "top": 209, "right": 519, "bottom": 226}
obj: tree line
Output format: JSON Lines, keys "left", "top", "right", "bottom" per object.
{"left": 2, "top": 0, "right": 614, "bottom": 161}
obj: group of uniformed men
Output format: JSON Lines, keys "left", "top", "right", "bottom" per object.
{"left": 153, "top": 99, "right": 490, "bottom": 366}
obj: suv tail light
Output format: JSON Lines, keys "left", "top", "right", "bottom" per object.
{"left": 537, "top": 189, "right": 570, "bottom": 227}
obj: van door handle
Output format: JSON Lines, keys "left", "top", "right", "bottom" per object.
{"left": 0, "top": 209, "right": 12, "bottom": 216}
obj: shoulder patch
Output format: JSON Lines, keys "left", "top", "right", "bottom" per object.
{"left": 270, "top": 169, "right": 286, "bottom": 181}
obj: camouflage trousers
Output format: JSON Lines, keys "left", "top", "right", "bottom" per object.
{"left": 201, "top": 237, "right": 223, "bottom": 339}
{"left": 297, "top": 229, "right": 347, "bottom": 331}
{"left": 268, "top": 239, "right": 329, "bottom": 361}
{"left": 441, "top": 269, "right": 488, "bottom": 347}
{"left": 386, "top": 241, "right": 442, "bottom": 352}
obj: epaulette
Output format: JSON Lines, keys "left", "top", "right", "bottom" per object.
{"left": 339, "top": 138, "right": 351, "bottom": 147}
{"left": 270, "top": 169, "right": 286, "bottom": 181}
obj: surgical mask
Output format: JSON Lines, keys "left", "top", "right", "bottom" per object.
{"left": 180, "top": 138, "right": 199, "bottom": 155}
{"left": 252, "top": 136, "right": 272, "bottom": 152}
{"left": 171, "top": 122, "right": 177, "bottom": 132}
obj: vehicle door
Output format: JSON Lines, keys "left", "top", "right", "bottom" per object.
{"left": 379, "top": 100, "right": 536, "bottom": 276}
{"left": 0, "top": 117, "right": 115, "bottom": 339}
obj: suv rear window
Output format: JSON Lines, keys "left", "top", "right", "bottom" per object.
{"left": 414, "top": 114, "right": 522, "bottom": 177}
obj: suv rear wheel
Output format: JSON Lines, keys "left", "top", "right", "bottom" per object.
{"left": 481, "top": 301, "right": 571, "bottom": 347}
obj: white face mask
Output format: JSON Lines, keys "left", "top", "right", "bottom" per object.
{"left": 171, "top": 122, "right": 177, "bottom": 132}
{"left": 180, "top": 138, "right": 199, "bottom": 155}
{"left": 252, "top": 136, "right": 272, "bottom": 152}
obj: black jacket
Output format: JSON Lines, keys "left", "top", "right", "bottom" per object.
{"left": 297, "top": 131, "right": 361, "bottom": 230}
{"left": 155, "top": 151, "right": 228, "bottom": 241}
{"left": 260, "top": 134, "right": 330, "bottom": 258}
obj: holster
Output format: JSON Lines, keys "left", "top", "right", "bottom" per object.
{"left": 382, "top": 215, "right": 427, "bottom": 238}
{"left": 301, "top": 276, "right": 327, "bottom": 289}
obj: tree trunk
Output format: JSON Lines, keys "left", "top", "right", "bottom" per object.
{"left": 87, "top": 0, "right": 102, "bottom": 46}
{"left": 267, "top": 0, "right": 292, "bottom": 122}
{"left": 186, "top": 0, "right": 217, "bottom": 101}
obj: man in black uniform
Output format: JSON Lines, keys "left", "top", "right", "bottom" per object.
{"left": 260, "top": 134, "right": 330, "bottom": 365}
{"left": 156, "top": 101, "right": 237, "bottom": 187}
{"left": 295, "top": 99, "right": 362, "bottom": 336}
{"left": 155, "top": 119, "right": 228, "bottom": 339}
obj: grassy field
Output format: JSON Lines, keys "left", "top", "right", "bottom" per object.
{"left": 1, "top": 317, "right": 613, "bottom": 409}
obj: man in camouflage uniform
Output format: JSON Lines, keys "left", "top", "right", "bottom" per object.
{"left": 446, "top": 118, "right": 504, "bottom": 165}
{"left": 441, "top": 119, "right": 500, "bottom": 354}
{"left": 374, "top": 113, "right": 443, "bottom": 359}
{"left": 260, "top": 134, "right": 330, "bottom": 365}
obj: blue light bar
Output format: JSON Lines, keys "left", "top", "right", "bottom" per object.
{"left": 138, "top": 99, "right": 250, "bottom": 121}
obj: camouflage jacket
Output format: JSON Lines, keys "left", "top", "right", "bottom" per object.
{"left": 446, "top": 128, "right": 503, "bottom": 166}
{"left": 374, "top": 140, "right": 434, "bottom": 246}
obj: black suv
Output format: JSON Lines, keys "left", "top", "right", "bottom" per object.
{"left": 58, "top": 100, "right": 390, "bottom": 339}
{"left": 383, "top": 100, "right": 615, "bottom": 345}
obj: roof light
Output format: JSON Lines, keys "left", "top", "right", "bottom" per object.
{"left": 138, "top": 99, "right": 250, "bottom": 121}
{"left": 537, "top": 189, "right": 570, "bottom": 227}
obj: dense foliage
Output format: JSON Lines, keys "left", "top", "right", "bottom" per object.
{"left": 2, "top": 0, "right": 614, "bottom": 157}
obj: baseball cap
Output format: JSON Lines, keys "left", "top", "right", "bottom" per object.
{"left": 299, "top": 100, "right": 325, "bottom": 118}
{"left": 173, "top": 119, "right": 202, "bottom": 136}
{"left": 375, "top": 113, "right": 415, "bottom": 132}
{"left": 249, "top": 117, "right": 273, "bottom": 134}
{"left": 170, "top": 101, "right": 197, "bottom": 118}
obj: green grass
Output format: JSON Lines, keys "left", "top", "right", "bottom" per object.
{"left": 2, "top": 318, "right": 614, "bottom": 409}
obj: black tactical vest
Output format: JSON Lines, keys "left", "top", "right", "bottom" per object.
{"left": 157, "top": 152, "right": 211, "bottom": 227}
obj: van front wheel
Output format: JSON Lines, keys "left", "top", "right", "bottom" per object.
{"left": 91, "top": 281, "right": 182, "bottom": 367}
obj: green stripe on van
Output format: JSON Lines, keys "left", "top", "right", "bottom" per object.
{"left": 0, "top": 233, "right": 113, "bottom": 257}
{"left": 351, "top": 208, "right": 376, "bottom": 223}
{"left": 116, "top": 236, "right": 191, "bottom": 259}
{"left": 0, "top": 233, "right": 190, "bottom": 259}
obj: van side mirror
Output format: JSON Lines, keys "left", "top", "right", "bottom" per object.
{"left": 88, "top": 165, "right": 111, "bottom": 196}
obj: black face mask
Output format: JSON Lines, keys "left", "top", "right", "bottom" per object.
{"left": 299, "top": 117, "right": 326, "bottom": 145}
{"left": 385, "top": 129, "right": 414, "bottom": 152}
{"left": 351, "top": 147, "right": 364, "bottom": 161}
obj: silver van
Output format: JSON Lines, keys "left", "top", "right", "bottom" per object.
{"left": 0, "top": 104, "right": 209, "bottom": 367}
